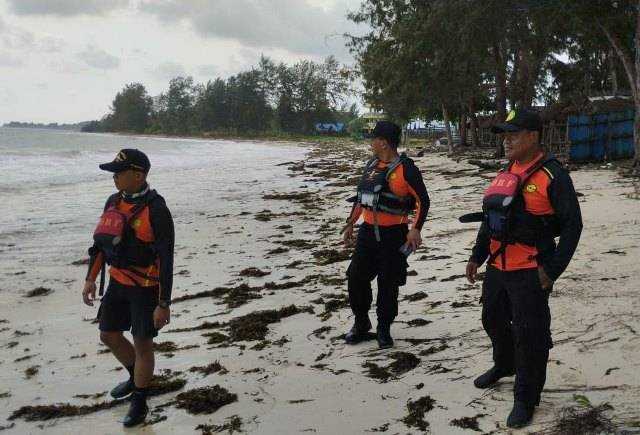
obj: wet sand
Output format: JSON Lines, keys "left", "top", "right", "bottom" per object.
{"left": 0, "top": 140, "right": 638, "bottom": 434}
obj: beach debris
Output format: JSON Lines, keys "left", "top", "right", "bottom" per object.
{"left": 228, "top": 305, "right": 313, "bottom": 342}
{"left": 175, "top": 386, "right": 237, "bottom": 415}
{"left": 451, "top": 300, "right": 475, "bottom": 308}
{"left": 172, "top": 284, "right": 262, "bottom": 308}
{"left": 404, "top": 291, "right": 428, "bottom": 302}
{"left": 73, "top": 392, "right": 107, "bottom": 400}
{"left": 196, "top": 415, "right": 243, "bottom": 434}
{"left": 537, "top": 396, "right": 616, "bottom": 435}
{"left": 312, "top": 249, "right": 351, "bottom": 265}
{"left": 266, "top": 247, "right": 289, "bottom": 255}
{"left": 238, "top": 267, "right": 270, "bottom": 277}
{"left": 407, "top": 318, "right": 431, "bottom": 327}
{"left": 402, "top": 395, "right": 435, "bottom": 432}
{"left": 9, "top": 373, "right": 185, "bottom": 421}
{"left": 203, "top": 332, "right": 230, "bottom": 345}
{"left": 363, "top": 352, "right": 421, "bottom": 382}
{"left": 387, "top": 352, "right": 421, "bottom": 375}
{"left": 419, "top": 343, "right": 449, "bottom": 356}
{"left": 278, "top": 239, "right": 317, "bottom": 250}
{"left": 450, "top": 414, "right": 486, "bottom": 431}
{"left": 24, "top": 287, "right": 53, "bottom": 297}
{"left": 0, "top": 392, "right": 12, "bottom": 399}
{"left": 24, "top": 366, "right": 39, "bottom": 379}
{"left": 71, "top": 258, "right": 89, "bottom": 266}
{"left": 440, "top": 274, "right": 466, "bottom": 282}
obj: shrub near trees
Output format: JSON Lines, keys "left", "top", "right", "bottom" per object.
{"left": 84, "top": 56, "right": 357, "bottom": 137}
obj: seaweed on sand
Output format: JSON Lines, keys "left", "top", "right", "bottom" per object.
{"left": 387, "top": 352, "right": 421, "bottom": 376}
{"left": 312, "top": 249, "right": 351, "bottom": 265}
{"left": 24, "top": 287, "right": 53, "bottom": 297}
{"left": 537, "top": 402, "right": 616, "bottom": 435}
{"left": 404, "top": 291, "right": 428, "bottom": 302}
{"left": 238, "top": 267, "right": 270, "bottom": 277}
{"left": 363, "top": 352, "right": 421, "bottom": 381}
{"left": 188, "top": 361, "right": 228, "bottom": 376}
{"left": 228, "top": 305, "right": 313, "bottom": 342}
{"left": 9, "top": 373, "right": 186, "bottom": 421}
{"left": 450, "top": 414, "right": 486, "bottom": 431}
{"left": 402, "top": 396, "right": 436, "bottom": 432}
{"left": 175, "top": 386, "right": 237, "bottom": 414}
{"left": 196, "top": 415, "right": 243, "bottom": 434}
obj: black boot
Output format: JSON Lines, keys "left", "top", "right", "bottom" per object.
{"left": 473, "top": 366, "right": 515, "bottom": 389}
{"left": 376, "top": 324, "right": 393, "bottom": 349}
{"left": 110, "top": 378, "right": 135, "bottom": 399}
{"left": 123, "top": 390, "right": 148, "bottom": 427}
{"left": 506, "top": 400, "right": 534, "bottom": 428}
{"left": 345, "top": 317, "right": 372, "bottom": 344}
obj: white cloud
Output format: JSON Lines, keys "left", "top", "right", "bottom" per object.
{"left": 153, "top": 61, "right": 187, "bottom": 81}
{"left": 77, "top": 44, "right": 120, "bottom": 69}
{"left": 198, "top": 64, "right": 219, "bottom": 77}
{"left": 7, "top": 0, "right": 130, "bottom": 16}
{"left": 139, "top": 0, "right": 360, "bottom": 59}
{"left": 0, "top": 51, "right": 23, "bottom": 67}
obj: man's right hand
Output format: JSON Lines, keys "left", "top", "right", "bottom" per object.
{"left": 465, "top": 261, "right": 479, "bottom": 284}
{"left": 82, "top": 280, "right": 97, "bottom": 306}
{"left": 343, "top": 224, "right": 355, "bottom": 247}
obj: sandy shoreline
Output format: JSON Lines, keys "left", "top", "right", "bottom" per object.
{"left": 0, "top": 140, "right": 639, "bottom": 434}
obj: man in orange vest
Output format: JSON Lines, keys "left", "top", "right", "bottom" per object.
{"left": 465, "top": 110, "right": 582, "bottom": 428}
{"left": 343, "top": 121, "right": 430, "bottom": 348}
{"left": 82, "top": 149, "right": 174, "bottom": 427}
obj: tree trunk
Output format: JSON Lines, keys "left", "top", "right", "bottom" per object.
{"left": 460, "top": 113, "right": 468, "bottom": 147}
{"left": 492, "top": 41, "right": 507, "bottom": 157}
{"left": 442, "top": 103, "right": 454, "bottom": 155}
{"left": 468, "top": 106, "right": 480, "bottom": 148}
{"left": 609, "top": 49, "right": 619, "bottom": 94}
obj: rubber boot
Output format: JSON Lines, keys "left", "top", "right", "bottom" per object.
{"left": 506, "top": 400, "right": 534, "bottom": 428}
{"left": 345, "top": 317, "right": 372, "bottom": 344}
{"left": 123, "top": 390, "right": 148, "bottom": 427}
{"left": 473, "top": 366, "right": 515, "bottom": 389}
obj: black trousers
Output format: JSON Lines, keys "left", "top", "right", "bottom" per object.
{"left": 481, "top": 266, "right": 553, "bottom": 406}
{"left": 347, "top": 223, "right": 409, "bottom": 326}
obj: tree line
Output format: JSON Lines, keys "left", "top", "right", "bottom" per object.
{"left": 83, "top": 56, "right": 357, "bottom": 137}
{"left": 348, "top": 0, "right": 640, "bottom": 159}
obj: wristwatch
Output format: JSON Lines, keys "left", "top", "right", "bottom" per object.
{"left": 158, "top": 300, "right": 171, "bottom": 308}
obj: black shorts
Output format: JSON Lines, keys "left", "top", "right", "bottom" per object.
{"left": 98, "top": 279, "right": 159, "bottom": 338}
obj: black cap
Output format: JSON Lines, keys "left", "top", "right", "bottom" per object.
{"left": 491, "top": 110, "right": 542, "bottom": 134}
{"left": 366, "top": 121, "right": 401, "bottom": 147}
{"left": 99, "top": 149, "right": 151, "bottom": 173}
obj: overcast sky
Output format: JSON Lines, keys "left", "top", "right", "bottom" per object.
{"left": 0, "top": 0, "right": 363, "bottom": 124}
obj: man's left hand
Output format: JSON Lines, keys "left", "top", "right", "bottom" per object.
{"left": 404, "top": 228, "right": 422, "bottom": 252}
{"left": 153, "top": 306, "right": 170, "bottom": 330}
{"left": 538, "top": 266, "right": 554, "bottom": 290}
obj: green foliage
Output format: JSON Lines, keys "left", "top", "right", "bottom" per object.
{"left": 89, "top": 56, "right": 354, "bottom": 137}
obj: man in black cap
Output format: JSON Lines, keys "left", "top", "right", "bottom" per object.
{"left": 343, "top": 121, "right": 430, "bottom": 348}
{"left": 82, "top": 148, "right": 174, "bottom": 427}
{"left": 463, "top": 110, "right": 582, "bottom": 428}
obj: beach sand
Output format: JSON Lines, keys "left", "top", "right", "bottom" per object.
{"left": 0, "top": 140, "right": 638, "bottom": 434}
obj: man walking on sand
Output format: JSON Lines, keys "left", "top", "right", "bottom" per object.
{"left": 82, "top": 149, "right": 174, "bottom": 427}
{"left": 343, "top": 121, "right": 430, "bottom": 349}
{"left": 463, "top": 110, "right": 582, "bottom": 428}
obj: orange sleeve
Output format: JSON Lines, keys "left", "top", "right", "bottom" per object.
{"left": 86, "top": 252, "right": 103, "bottom": 282}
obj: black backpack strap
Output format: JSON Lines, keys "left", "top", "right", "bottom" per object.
{"left": 98, "top": 256, "right": 107, "bottom": 297}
